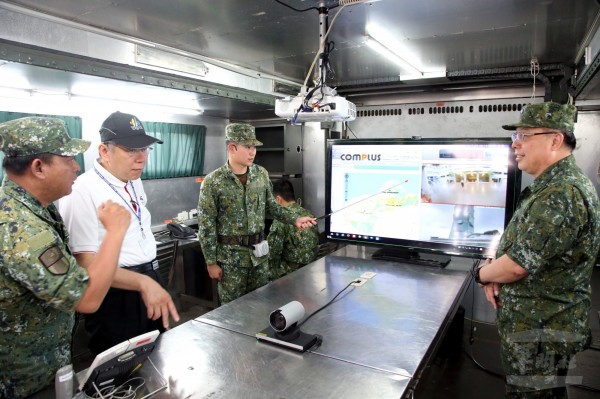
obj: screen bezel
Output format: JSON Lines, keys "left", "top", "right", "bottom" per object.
{"left": 324, "top": 137, "right": 521, "bottom": 259}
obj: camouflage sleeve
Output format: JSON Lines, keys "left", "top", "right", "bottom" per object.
{"left": 288, "top": 225, "right": 320, "bottom": 265}
{"left": 264, "top": 176, "right": 299, "bottom": 226}
{"left": 197, "top": 177, "right": 219, "bottom": 265}
{"left": 267, "top": 220, "right": 285, "bottom": 269}
{"left": 2, "top": 223, "right": 88, "bottom": 312}
{"left": 506, "top": 185, "right": 586, "bottom": 275}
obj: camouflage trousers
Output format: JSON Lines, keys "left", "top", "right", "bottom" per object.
{"left": 499, "top": 333, "right": 576, "bottom": 399}
{"left": 217, "top": 258, "right": 270, "bottom": 304}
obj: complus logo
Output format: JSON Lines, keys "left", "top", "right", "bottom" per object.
{"left": 339, "top": 153, "right": 381, "bottom": 161}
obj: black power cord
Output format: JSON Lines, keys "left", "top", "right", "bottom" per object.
{"left": 274, "top": 0, "right": 339, "bottom": 12}
{"left": 297, "top": 280, "right": 357, "bottom": 328}
{"left": 273, "top": 0, "right": 319, "bottom": 12}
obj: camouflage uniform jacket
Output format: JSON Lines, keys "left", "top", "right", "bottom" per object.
{"left": 0, "top": 178, "right": 88, "bottom": 398}
{"left": 197, "top": 163, "right": 298, "bottom": 267}
{"left": 496, "top": 155, "right": 600, "bottom": 354}
{"left": 268, "top": 202, "right": 319, "bottom": 278}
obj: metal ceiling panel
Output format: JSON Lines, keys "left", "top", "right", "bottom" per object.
{"left": 5, "top": 0, "right": 597, "bottom": 84}
{"left": 1, "top": 0, "right": 600, "bottom": 112}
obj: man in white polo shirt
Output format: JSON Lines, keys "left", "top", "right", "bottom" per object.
{"left": 59, "top": 111, "right": 179, "bottom": 355}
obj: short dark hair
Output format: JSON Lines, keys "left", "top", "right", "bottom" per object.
{"left": 272, "top": 179, "right": 295, "bottom": 202}
{"left": 562, "top": 131, "right": 576, "bottom": 150}
{"left": 2, "top": 153, "right": 55, "bottom": 176}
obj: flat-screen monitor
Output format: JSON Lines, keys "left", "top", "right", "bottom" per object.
{"left": 325, "top": 137, "right": 521, "bottom": 263}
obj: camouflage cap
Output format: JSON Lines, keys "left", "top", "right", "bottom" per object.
{"left": 225, "top": 123, "right": 263, "bottom": 146}
{"left": 502, "top": 102, "right": 577, "bottom": 135}
{"left": 0, "top": 117, "right": 90, "bottom": 157}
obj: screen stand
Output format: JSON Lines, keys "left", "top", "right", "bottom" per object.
{"left": 372, "top": 248, "right": 451, "bottom": 268}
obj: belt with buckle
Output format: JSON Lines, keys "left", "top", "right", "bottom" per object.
{"left": 125, "top": 259, "right": 159, "bottom": 273}
{"left": 286, "top": 261, "right": 302, "bottom": 270}
{"left": 218, "top": 233, "right": 264, "bottom": 247}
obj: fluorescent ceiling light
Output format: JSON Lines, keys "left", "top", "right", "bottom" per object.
{"left": 0, "top": 86, "right": 32, "bottom": 99}
{"left": 72, "top": 95, "right": 204, "bottom": 116}
{"left": 0, "top": 85, "right": 203, "bottom": 116}
{"left": 71, "top": 82, "right": 202, "bottom": 111}
{"left": 366, "top": 24, "right": 446, "bottom": 80}
{"left": 401, "top": 71, "right": 447, "bottom": 81}
{"left": 365, "top": 35, "right": 422, "bottom": 76}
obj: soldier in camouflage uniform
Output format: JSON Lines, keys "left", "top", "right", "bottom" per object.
{"left": 0, "top": 117, "right": 130, "bottom": 398}
{"left": 268, "top": 178, "right": 319, "bottom": 279}
{"left": 474, "top": 103, "right": 600, "bottom": 398}
{"left": 197, "top": 123, "right": 316, "bottom": 304}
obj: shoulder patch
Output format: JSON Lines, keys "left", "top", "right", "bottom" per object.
{"left": 39, "top": 245, "right": 70, "bottom": 275}
{"left": 27, "top": 230, "right": 58, "bottom": 252}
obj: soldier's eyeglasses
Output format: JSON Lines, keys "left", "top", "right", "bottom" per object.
{"left": 110, "top": 143, "right": 153, "bottom": 155}
{"left": 511, "top": 131, "right": 557, "bottom": 142}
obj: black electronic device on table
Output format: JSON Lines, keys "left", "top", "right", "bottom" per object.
{"left": 167, "top": 222, "right": 197, "bottom": 239}
{"left": 324, "top": 137, "right": 522, "bottom": 264}
{"left": 256, "top": 301, "right": 319, "bottom": 352}
{"left": 78, "top": 330, "right": 160, "bottom": 396}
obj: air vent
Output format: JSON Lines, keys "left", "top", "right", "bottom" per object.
{"left": 339, "top": 0, "right": 382, "bottom": 5}
{"left": 478, "top": 103, "right": 526, "bottom": 113}
{"left": 429, "top": 106, "right": 464, "bottom": 114}
{"left": 356, "top": 102, "right": 527, "bottom": 118}
{"left": 357, "top": 108, "right": 402, "bottom": 117}
{"left": 408, "top": 108, "right": 425, "bottom": 115}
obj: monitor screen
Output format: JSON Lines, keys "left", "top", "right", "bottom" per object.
{"left": 325, "top": 137, "right": 521, "bottom": 259}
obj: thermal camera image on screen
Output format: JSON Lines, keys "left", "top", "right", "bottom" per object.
{"left": 328, "top": 142, "right": 513, "bottom": 254}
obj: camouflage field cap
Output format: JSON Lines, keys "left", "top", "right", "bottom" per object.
{"left": 225, "top": 123, "right": 263, "bottom": 146}
{"left": 0, "top": 117, "right": 91, "bottom": 157}
{"left": 502, "top": 102, "right": 577, "bottom": 136}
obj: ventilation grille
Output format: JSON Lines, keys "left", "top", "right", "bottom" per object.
{"left": 339, "top": 0, "right": 382, "bottom": 5}
{"left": 356, "top": 102, "right": 528, "bottom": 117}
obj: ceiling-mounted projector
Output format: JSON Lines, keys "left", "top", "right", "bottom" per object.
{"left": 275, "top": 85, "right": 356, "bottom": 124}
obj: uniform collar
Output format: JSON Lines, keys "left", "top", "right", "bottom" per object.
{"left": 224, "top": 162, "right": 255, "bottom": 179}
{"left": 2, "top": 176, "right": 47, "bottom": 213}
{"left": 2, "top": 177, "right": 67, "bottom": 240}
{"left": 529, "top": 154, "right": 575, "bottom": 193}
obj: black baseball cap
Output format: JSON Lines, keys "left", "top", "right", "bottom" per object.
{"left": 99, "top": 111, "right": 163, "bottom": 148}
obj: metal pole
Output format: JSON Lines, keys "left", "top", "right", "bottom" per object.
{"left": 316, "top": 2, "right": 329, "bottom": 85}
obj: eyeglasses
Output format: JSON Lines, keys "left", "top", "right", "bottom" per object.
{"left": 109, "top": 143, "right": 153, "bottom": 155}
{"left": 511, "top": 131, "right": 557, "bottom": 142}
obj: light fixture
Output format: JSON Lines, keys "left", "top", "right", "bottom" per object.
{"left": 0, "top": 86, "right": 32, "bottom": 99}
{"left": 0, "top": 85, "right": 204, "bottom": 116}
{"left": 366, "top": 24, "right": 446, "bottom": 80}
{"left": 401, "top": 71, "right": 447, "bottom": 81}
{"left": 365, "top": 35, "right": 422, "bottom": 76}
{"left": 71, "top": 95, "right": 204, "bottom": 116}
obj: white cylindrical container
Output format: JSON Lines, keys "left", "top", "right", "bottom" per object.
{"left": 55, "top": 364, "right": 73, "bottom": 399}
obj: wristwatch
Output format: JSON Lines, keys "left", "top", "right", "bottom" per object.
{"left": 474, "top": 265, "right": 489, "bottom": 286}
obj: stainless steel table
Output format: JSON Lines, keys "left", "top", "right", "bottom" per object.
{"left": 148, "top": 245, "right": 472, "bottom": 398}
{"left": 196, "top": 246, "right": 471, "bottom": 378}
{"left": 149, "top": 321, "right": 410, "bottom": 399}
